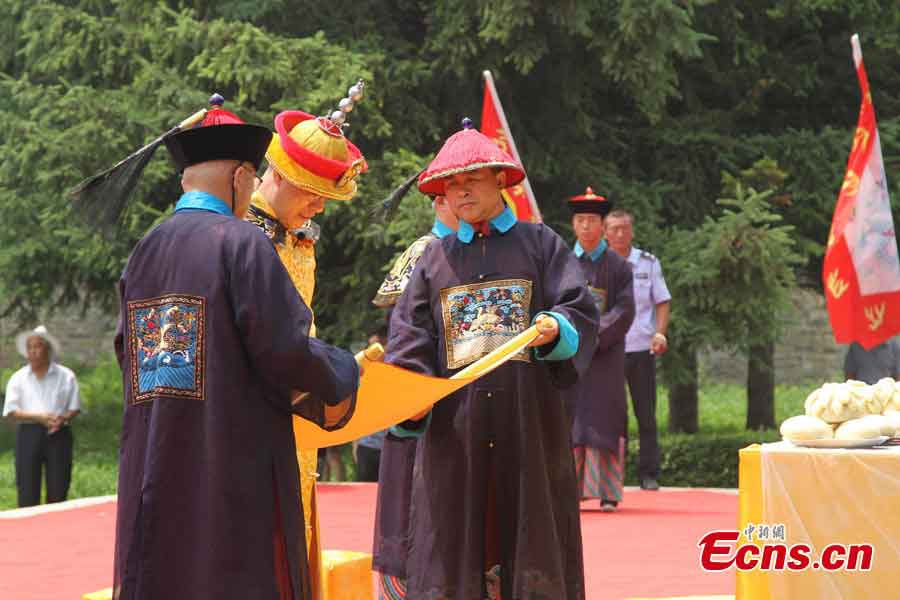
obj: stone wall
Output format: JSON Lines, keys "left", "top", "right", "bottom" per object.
{"left": 697, "top": 288, "right": 845, "bottom": 386}
{"left": 0, "top": 307, "right": 117, "bottom": 372}
{"left": 1, "top": 289, "right": 847, "bottom": 385}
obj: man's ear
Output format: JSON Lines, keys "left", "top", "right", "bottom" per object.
{"left": 495, "top": 170, "right": 507, "bottom": 189}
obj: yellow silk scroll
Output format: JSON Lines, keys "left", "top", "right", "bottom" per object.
{"left": 294, "top": 324, "right": 540, "bottom": 449}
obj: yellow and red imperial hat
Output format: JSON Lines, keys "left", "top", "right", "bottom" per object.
{"left": 568, "top": 186, "right": 613, "bottom": 215}
{"left": 164, "top": 94, "right": 271, "bottom": 170}
{"left": 417, "top": 118, "right": 525, "bottom": 195}
{"left": 265, "top": 80, "right": 368, "bottom": 201}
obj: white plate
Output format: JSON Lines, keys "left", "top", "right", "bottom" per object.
{"left": 785, "top": 436, "right": 889, "bottom": 449}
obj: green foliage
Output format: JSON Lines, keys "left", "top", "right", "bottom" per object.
{"left": 2, "top": 0, "right": 900, "bottom": 353}
{"left": 660, "top": 160, "right": 803, "bottom": 382}
{"left": 0, "top": 0, "right": 383, "bottom": 324}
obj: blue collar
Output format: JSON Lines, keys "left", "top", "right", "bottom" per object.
{"left": 456, "top": 206, "right": 516, "bottom": 244}
{"left": 574, "top": 239, "right": 608, "bottom": 262}
{"left": 431, "top": 219, "right": 455, "bottom": 239}
{"left": 174, "top": 191, "right": 233, "bottom": 217}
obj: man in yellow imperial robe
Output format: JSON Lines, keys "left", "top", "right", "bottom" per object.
{"left": 245, "top": 87, "right": 367, "bottom": 598}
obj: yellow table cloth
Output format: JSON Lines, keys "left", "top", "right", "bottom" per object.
{"left": 738, "top": 442, "right": 900, "bottom": 599}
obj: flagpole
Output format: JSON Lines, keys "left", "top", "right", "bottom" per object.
{"left": 482, "top": 70, "right": 542, "bottom": 222}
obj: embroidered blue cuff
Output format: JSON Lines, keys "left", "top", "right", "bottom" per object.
{"left": 532, "top": 311, "right": 579, "bottom": 361}
{"left": 389, "top": 411, "right": 432, "bottom": 438}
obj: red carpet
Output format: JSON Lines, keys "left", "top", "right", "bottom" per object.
{"left": 0, "top": 485, "right": 736, "bottom": 600}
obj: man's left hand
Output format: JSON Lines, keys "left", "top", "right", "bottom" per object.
{"left": 529, "top": 314, "right": 560, "bottom": 348}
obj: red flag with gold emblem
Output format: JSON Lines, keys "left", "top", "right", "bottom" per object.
{"left": 481, "top": 70, "right": 541, "bottom": 223}
{"left": 824, "top": 34, "right": 900, "bottom": 349}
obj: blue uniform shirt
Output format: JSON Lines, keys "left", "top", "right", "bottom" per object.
{"left": 624, "top": 246, "right": 671, "bottom": 353}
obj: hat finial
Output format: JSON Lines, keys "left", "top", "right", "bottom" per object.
{"left": 209, "top": 93, "right": 225, "bottom": 108}
{"left": 461, "top": 117, "right": 474, "bottom": 130}
{"left": 322, "top": 79, "right": 365, "bottom": 133}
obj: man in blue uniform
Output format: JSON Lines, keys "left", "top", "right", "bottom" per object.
{"left": 606, "top": 208, "right": 671, "bottom": 491}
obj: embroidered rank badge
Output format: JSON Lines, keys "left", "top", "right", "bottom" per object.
{"left": 440, "top": 279, "right": 533, "bottom": 370}
{"left": 588, "top": 286, "right": 608, "bottom": 314}
{"left": 127, "top": 295, "right": 206, "bottom": 404}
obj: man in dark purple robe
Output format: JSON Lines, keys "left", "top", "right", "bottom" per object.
{"left": 565, "top": 188, "right": 635, "bottom": 513}
{"left": 112, "top": 111, "right": 360, "bottom": 600}
{"left": 385, "top": 120, "right": 600, "bottom": 600}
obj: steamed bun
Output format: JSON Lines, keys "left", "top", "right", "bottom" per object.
{"left": 780, "top": 415, "right": 834, "bottom": 441}
{"left": 805, "top": 383, "right": 867, "bottom": 423}
{"left": 882, "top": 410, "right": 900, "bottom": 437}
{"left": 834, "top": 417, "right": 883, "bottom": 440}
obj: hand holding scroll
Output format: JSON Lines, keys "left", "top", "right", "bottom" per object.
{"left": 528, "top": 314, "right": 559, "bottom": 348}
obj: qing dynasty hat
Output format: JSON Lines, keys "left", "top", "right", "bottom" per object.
{"left": 568, "top": 186, "right": 613, "bottom": 216}
{"left": 265, "top": 80, "right": 368, "bottom": 201}
{"left": 164, "top": 94, "right": 271, "bottom": 171}
{"left": 417, "top": 118, "right": 525, "bottom": 196}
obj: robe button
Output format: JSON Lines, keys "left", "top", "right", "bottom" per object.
{"left": 486, "top": 392, "right": 492, "bottom": 398}
{"left": 479, "top": 274, "right": 485, "bottom": 280}
{"left": 489, "top": 441, "right": 495, "bottom": 448}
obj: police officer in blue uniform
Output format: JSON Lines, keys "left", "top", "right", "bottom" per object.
{"left": 605, "top": 208, "right": 671, "bottom": 491}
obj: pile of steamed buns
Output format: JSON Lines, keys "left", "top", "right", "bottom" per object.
{"left": 780, "top": 378, "right": 900, "bottom": 442}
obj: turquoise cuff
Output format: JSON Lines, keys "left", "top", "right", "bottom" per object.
{"left": 532, "top": 311, "right": 579, "bottom": 361}
{"left": 389, "top": 411, "right": 432, "bottom": 438}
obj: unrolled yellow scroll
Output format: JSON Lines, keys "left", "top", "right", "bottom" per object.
{"left": 294, "top": 324, "right": 540, "bottom": 449}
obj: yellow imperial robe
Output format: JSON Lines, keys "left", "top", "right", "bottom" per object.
{"left": 246, "top": 191, "right": 324, "bottom": 598}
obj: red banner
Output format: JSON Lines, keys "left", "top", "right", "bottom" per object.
{"left": 481, "top": 71, "right": 541, "bottom": 222}
{"left": 824, "top": 35, "right": 900, "bottom": 349}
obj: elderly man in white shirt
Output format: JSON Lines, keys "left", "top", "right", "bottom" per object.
{"left": 3, "top": 325, "right": 81, "bottom": 506}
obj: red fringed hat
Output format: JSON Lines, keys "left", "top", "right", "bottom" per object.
{"left": 418, "top": 118, "right": 525, "bottom": 195}
{"left": 164, "top": 94, "right": 271, "bottom": 170}
{"left": 568, "top": 186, "right": 613, "bottom": 216}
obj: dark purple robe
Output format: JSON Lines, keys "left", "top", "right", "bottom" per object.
{"left": 567, "top": 247, "right": 635, "bottom": 453}
{"left": 387, "top": 221, "right": 600, "bottom": 600}
{"left": 112, "top": 209, "right": 359, "bottom": 600}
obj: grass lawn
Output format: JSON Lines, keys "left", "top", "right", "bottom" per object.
{"left": 1, "top": 356, "right": 816, "bottom": 509}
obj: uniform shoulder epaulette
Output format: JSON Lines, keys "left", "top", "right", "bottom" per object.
{"left": 640, "top": 250, "right": 657, "bottom": 262}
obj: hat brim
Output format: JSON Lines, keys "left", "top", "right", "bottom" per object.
{"left": 266, "top": 134, "right": 359, "bottom": 201}
{"left": 16, "top": 330, "right": 61, "bottom": 360}
{"left": 418, "top": 162, "right": 526, "bottom": 196}
{"left": 165, "top": 124, "right": 272, "bottom": 171}
{"left": 568, "top": 199, "right": 613, "bottom": 216}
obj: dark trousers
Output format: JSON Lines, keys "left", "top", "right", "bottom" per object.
{"left": 625, "top": 351, "right": 660, "bottom": 479}
{"left": 356, "top": 445, "right": 382, "bottom": 482}
{"left": 15, "top": 423, "right": 73, "bottom": 507}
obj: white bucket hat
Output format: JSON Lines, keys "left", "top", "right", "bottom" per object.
{"left": 15, "top": 325, "right": 62, "bottom": 361}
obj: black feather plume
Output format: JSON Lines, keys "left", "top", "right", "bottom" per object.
{"left": 68, "top": 107, "right": 207, "bottom": 233}
{"left": 371, "top": 169, "right": 425, "bottom": 223}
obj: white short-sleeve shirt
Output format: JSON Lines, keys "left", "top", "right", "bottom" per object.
{"left": 625, "top": 247, "right": 672, "bottom": 353}
{"left": 3, "top": 363, "right": 81, "bottom": 417}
